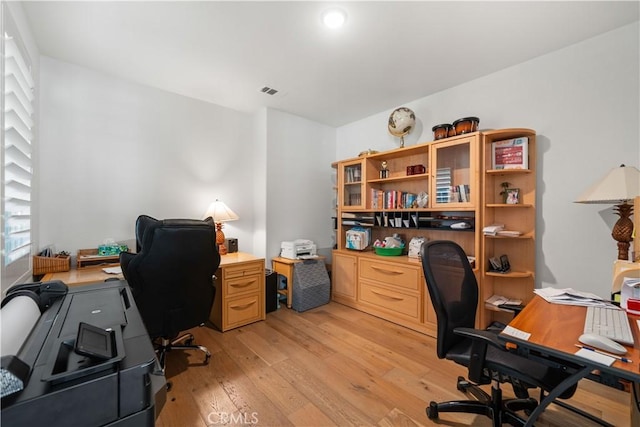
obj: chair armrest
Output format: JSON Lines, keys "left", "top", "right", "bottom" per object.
{"left": 454, "top": 327, "right": 508, "bottom": 384}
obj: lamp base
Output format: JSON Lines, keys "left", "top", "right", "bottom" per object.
{"left": 612, "top": 203, "right": 634, "bottom": 261}
{"left": 215, "top": 222, "right": 228, "bottom": 255}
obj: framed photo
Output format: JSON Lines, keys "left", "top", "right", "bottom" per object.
{"left": 505, "top": 188, "right": 520, "bottom": 204}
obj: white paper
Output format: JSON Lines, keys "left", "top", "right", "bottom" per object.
{"left": 501, "top": 325, "right": 531, "bottom": 340}
{"left": 575, "top": 348, "right": 615, "bottom": 366}
{"left": 102, "top": 266, "right": 122, "bottom": 274}
{"left": 1, "top": 295, "right": 41, "bottom": 356}
{"left": 533, "top": 287, "right": 609, "bottom": 307}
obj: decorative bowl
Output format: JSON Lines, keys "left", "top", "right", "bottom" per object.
{"left": 374, "top": 246, "right": 404, "bottom": 256}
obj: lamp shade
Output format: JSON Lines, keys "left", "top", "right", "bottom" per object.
{"left": 574, "top": 164, "right": 640, "bottom": 204}
{"left": 204, "top": 199, "right": 239, "bottom": 223}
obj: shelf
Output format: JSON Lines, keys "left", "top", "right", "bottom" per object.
{"left": 368, "top": 173, "right": 428, "bottom": 184}
{"left": 484, "top": 232, "right": 534, "bottom": 239}
{"left": 485, "top": 271, "right": 533, "bottom": 278}
{"left": 486, "top": 169, "right": 532, "bottom": 175}
{"left": 486, "top": 204, "right": 534, "bottom": 208}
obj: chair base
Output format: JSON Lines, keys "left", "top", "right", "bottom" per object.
{"left": 426, "top": 376, "right": 537, "bottom": 427}
{"left": 155, "top": 332, "right": 211, "bottom": 374}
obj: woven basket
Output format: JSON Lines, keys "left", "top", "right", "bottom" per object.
{"left": 33, "top": 255, "right": 71, "bottom": 275}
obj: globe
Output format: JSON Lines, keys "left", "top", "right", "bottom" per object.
{"left": 388, "top": 107, "right": 416, "bottom": 147}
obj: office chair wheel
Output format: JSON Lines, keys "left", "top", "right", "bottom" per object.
{"left": 426, "top": 402, "right": 439, "bottom": 419}
{"left": 456, "top": 376, "right": 471, "bottom": 392}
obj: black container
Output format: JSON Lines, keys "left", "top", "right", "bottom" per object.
{"left": 265, "top": 269, "right": 278, "bottom": 313}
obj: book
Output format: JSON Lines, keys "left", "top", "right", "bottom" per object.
{"left": 492, "top": 137, "right": 529, "bottom": 170}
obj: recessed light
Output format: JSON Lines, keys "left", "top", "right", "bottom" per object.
{"left": 322, "top": 8, "right": 346, "bottom": 29}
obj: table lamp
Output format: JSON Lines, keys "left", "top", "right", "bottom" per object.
{"left": 204, "top": 199, "right": 239, "bottom": 255}
{"left": 575, "top": 164, "right": 640, "bottom": 260}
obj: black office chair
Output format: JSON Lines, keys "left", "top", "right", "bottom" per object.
{"left": 120, "top": 215, "right": 220, "bottom": 373}
{"left": 420, "top": 240, "right": 583, "bottom": 426}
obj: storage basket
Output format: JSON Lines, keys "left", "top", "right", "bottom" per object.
{"left": 33, "top": 254, "right": 71, "bottom": 275}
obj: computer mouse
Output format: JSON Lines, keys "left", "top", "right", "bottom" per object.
{"left": 578, "top": 333, "right": 627, "bottom": 355}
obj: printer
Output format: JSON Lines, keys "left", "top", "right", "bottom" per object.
{"left": 280, "top": 239, "right": 317, "bottom": 260}
{"left": 1, "top": 280, "right": 165, "bottom": 426}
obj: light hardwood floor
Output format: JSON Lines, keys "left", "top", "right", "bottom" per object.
{"left": 156, "top": 302, "right": 631, "bottom": 426}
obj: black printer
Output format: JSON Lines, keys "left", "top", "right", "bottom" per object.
{"left": 1, "top": 280, "right": 166, "bottom": 426}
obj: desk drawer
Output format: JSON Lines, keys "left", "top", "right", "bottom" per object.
{"left": 224, "top": 294, "right": 262, "bottom": 328}
{"left": 359, "top": 280, "right": 420, "bottom": 320}
{"left": 225, "top": 274, "right": 261, "bottom": 297}
{"left": 359, "top": 258, "right": 419, "bottom": 291}
{"left": 224, "top": 261, "right": 263, "bottom": 280}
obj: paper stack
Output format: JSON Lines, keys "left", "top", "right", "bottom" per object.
{"left": 533, "top": 287, "right": 609, "bottom": 307}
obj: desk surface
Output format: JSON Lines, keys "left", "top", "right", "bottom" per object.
{"left": 43, "top": 252, "right": 263, "bottom": 286}
{"left": 42, "top": 264, "right": 123, "bottom": 286}
{"left": 505, "top": 296, "right": 640, "bottom": 381}
{"left": 503, "top": 295, "right": 640, "bottom": 426}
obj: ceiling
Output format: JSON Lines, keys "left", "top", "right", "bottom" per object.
{"left": 21, "top": 1, "right": 640, "bottom": 127}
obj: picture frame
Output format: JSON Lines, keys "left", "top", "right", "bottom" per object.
{"left": 505, "top": 188, "right": 520, "bottom": 204}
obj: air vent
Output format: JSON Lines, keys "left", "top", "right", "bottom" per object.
{"left": 260, "top": 86, "right": 278, "bottom": 95}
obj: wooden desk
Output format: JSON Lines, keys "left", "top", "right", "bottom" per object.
{"left": 271, "top": 256, "right": 325, "bottom": 309}
{"left": 42, "top": 264, "right": 122, "bottom": 286}
{"left": 501, "top": 296, "right": 640, "bottom": 426}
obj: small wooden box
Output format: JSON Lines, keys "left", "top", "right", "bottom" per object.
{"left": 33, "top": 254, "right": 71, "bottom": 275}
{"left": 77, "top": 248, "right": 120, "bottom": 269}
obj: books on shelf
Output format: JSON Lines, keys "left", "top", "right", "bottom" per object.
{"left": 371, "top": 189, "right": 419, "bottom": 209}
{"left": 492, "top": 137, "right": 529, "bottom": 170}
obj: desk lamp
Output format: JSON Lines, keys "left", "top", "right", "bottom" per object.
{"left": 204, "top": 199, "right": 239, "bottom": 255}
{"left": 575, "top": 164, "right": 640, "bottom": 260}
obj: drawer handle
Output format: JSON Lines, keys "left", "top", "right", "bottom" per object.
{"left": 230, "top": 279, "right": 257, "bottom": 288}
{"left": 370, "top": 289, "right": 404, "bottom": 301}
{"left": 230, "top": 301, "right": 257, "bottom": 310}
{"left": 370, "top": 265, "right": 404, "bottom": 275}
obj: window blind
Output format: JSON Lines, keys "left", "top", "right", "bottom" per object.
{"left": 2, "top": 6, "right": 34, "bottom": 278}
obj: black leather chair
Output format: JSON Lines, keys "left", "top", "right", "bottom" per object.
{"left": 120, "top": 215, "right": 220, "bottom": 372}
{"left": 420, "top": 240, "right": 583, "bottom": 426}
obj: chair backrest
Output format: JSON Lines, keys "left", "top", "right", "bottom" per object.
{"left": 420, "top": 240, "right": 478, "bottom": 359}
{"left": 121, "top": 216, "right": 220, "bottom": 339}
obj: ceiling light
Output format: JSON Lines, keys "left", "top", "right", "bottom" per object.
{"left": 322, "top": 8, "right": 346, "bottom": 29}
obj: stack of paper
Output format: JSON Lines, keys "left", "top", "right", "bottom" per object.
{"left": 486, "top": 294, "right": 522, "bottom": 307}
{"left": 496, "top": 230, "right": 522, "bottom": 237}
{"left": 533, "top": 287, "right": 609, "bottom": 307}
{"left": 483, "top": 224, "right": 504, "bottom": 236}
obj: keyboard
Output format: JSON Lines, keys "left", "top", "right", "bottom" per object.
{"left": 584, "top": 306, "right": 634, "bottom": 346}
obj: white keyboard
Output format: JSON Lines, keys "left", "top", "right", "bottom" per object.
{"left": 584, "top": 306, "right": 634, "bottom": 346}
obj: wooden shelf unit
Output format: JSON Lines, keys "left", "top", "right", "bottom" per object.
{"left": 333, "top": 132, "right": 482, "bottom": 336}
{"left": 480, "top": 129, "right": 537, "bottom": 327}
{"left": 332, "top": 128, "right": 537, "bottom": 335}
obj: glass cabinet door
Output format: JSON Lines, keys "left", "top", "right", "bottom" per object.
{"left": 338, "top": 159, "right": 366, "bottom": 209}
{"left": 431, "top": 136, "right": 477, "bottom": 208}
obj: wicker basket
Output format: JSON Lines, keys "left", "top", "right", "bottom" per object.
{"left": 33, "top": 254, "right": 71, "bottom": 275}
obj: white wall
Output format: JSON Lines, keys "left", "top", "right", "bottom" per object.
{"left": 337, "top": 22, "right": 639, "bottom": 298}
{"left": 265, "top": 109, "right": 336, "bottom": 261}
{"left": 38, "top": 56, "right": 256, "bottom": 256}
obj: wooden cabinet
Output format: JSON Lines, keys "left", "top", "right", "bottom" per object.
{"left": 331, "top": 251, "right": 357, "bottom": 304}
{"left": 338, "top": 158, "right": 366, "bottom": 210}
{"left": 332, "top": 128, "right": 536, "bottom": 336}
{"left": 480, "top": 129, "right": 536, "bottom": 327}
{"left": 209, "top": 253, "right": 265, "bottom": 332}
